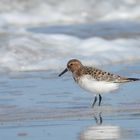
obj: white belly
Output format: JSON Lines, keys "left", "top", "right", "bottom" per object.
{"left": 78, "top": 75, "right": 119, "bottom": 94}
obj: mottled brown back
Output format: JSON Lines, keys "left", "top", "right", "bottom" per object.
{"left": 82, "top": 67, "right": 138, "bottom": 83}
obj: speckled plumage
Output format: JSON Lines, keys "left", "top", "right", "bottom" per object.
{"left": 59, "top": 59, "right": 140, "bottom": 107}
{"left": 76, "top": 66, "right": 134, "bottom": 83}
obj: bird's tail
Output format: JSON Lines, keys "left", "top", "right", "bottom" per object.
{"left": 127, "top": 78, "right": 140, "bottom": 81}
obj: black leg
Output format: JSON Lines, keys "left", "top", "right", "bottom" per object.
{"left": 99, "top": 94, "right": 102, "bottom": 106}
{"left": 92, "top": 96, "right": 97, "bottom": 108}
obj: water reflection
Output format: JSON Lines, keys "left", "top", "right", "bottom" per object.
{"left": 93, "top": 112, "right": 102, "bottom": 125}
{"left": 80, "top": 112, "right": 127, "bottom": 140}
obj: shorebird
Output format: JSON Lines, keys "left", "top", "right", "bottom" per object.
{"left": 59, "top": 59, "right": 139, "bottom": 107}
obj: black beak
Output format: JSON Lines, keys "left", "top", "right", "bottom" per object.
{"left": 58, "top": 68, "right": 68, "bottom": 77}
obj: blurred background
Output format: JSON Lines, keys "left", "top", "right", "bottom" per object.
{"left": 0, "top": 0, "right": 140, "bottom": 72}
{"left": 1, "top": 0, "right": 140, "bottom": 27}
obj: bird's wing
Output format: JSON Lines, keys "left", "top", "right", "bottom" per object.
{"left": 85, "top": 67, "right": 139, "bottom": 83}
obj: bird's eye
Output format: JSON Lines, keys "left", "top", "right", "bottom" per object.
{"left": 70, "top": 63, "right": 73, "bottom": 66}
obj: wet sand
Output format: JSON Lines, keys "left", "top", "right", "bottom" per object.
{"left": 0, "top": 62, "right": 140, "bottom": 140}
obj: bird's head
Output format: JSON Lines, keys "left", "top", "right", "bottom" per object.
{"left": 58, "top": 59, "right": 83, "bottom": 77}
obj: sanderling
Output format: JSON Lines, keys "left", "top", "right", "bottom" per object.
{"left": 59, "top": 59, "right": 139, "bottom": 107}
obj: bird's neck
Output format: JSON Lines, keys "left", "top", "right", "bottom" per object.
{"left": 72, "top": 67, "right": 85, "bottom": 82}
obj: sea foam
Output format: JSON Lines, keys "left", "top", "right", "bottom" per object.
{"left": 0, "top": 0, "right": 140, "bottom": 27}
{"left": 0, "top": 31, "right": 140, "bottom": 72}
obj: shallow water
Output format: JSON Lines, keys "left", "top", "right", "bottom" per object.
{"left": 0, "top": 62, "right": 140, "bottom": 140}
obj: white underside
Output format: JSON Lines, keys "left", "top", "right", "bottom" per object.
{"left": 78, "top": 75, "right": 119, "bottom": 94}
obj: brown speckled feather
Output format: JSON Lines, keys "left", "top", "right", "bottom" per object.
{"left": 81, "top": 67, "right": 138, "bottom": 83}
